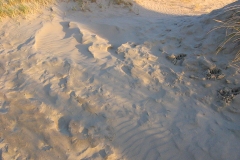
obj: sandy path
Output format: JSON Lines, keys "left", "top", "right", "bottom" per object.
{"left": 0, "top": 0, "right": 240, "bottom": 159}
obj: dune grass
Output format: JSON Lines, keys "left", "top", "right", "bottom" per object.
{"left": 0, "top": 0, "right": 55, "bottom": 18}
{"left": 74, "top": 0, "right": 133, "bottom": 11}
{"left": 113, "top": 0, "right": 132, "bottom": 6}
{"left": 0, "top": 0, "right": 133, "bottom": 17}
{"left": 212, "top": 6, "right": 240, "bottom": 62}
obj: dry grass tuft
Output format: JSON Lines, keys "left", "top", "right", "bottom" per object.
{"left": 211, "top": 5, "right": 240, "bottom": 62}
{"left": 0, "top": 0, "right": 134, "bottom": 18}
{"left": 0, "top": 0, "right": 55, "bottom": 18}
{"left": 113, "top": 0, "right": 133, "bottom": 6}
{"left": 74, "top": 0, "right": 133, "bottom": 11}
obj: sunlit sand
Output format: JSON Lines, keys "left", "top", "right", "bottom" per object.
{"left": 0, "top": 0, "right": 239, "bottom": 159}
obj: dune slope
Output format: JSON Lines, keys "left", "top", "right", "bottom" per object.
{"left": 0, "top": 0, "right": 240, "bottom": 159}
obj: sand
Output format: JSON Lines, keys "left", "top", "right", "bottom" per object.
{"left": 0, "top": 0, "right": 240, "bottom": 159}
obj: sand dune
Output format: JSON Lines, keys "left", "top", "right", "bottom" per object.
{"left": 0, "top": 0, "right": 240, "bottom": 159}
{"left": 134, "top": 0, "right": 236, "bottom": 16}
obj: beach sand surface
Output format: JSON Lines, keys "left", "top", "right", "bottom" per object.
{"left": 0, "top": 0, "right": 240, "bottom": 159}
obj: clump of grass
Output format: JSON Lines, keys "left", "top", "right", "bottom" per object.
{"left": 212, "top": 5, "right": 240, "bottom": 62}
{"left": 113, "top": 0, "right": 133, "bottom": 6}
{"left": 0, "top": 0, "right": 133, "bottom": 18}
{"left": 73, "top": 0, "right": 90, "bottom": 11}
{"left": 0, "top": 0, "right": 55, "bottom": 18}
{"left": 74, "top": 0, "right": 133, "bottom": 11}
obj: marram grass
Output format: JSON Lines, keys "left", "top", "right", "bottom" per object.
{"left": 74, "top": 0, "right": 133, "bottom": 11}
{"left": 211, "top": 5, "right": 240, "bottom": 62}
{"left": 0, "top": 0, "right": 133, "bottom": 18}
{"left": 0, "top": 0, "right": 55, "bottom": 18}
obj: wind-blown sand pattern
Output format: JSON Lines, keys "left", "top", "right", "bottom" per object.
{"left": 0, "top": 0, "right": 240, "bottom": 159}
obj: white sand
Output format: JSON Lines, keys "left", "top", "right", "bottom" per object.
{"left": 0, "top": 0, "right": 240, "bottom": 159}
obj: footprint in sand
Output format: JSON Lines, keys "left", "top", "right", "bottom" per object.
{"left": 0, "top": 93, "right": 9, "bottom": 114}
{"left": 67, "top": 118, "right": 115, "bottom": 158}
{"left": 58, "top": 76, "right": 68, "bottom": 91}
{"left": 81, "top": 146, "right": 114, "bottom": 160}
{"left": 0, "top": 63, "right": 5, "bottom": 75}
{"left": 58, "top": 116, "right": 72, "bottom": 136}
{"left": 43, "top": 57, "right": 71, "bottom": 76}
{"left": 5, "top": 69, "right": 25, "bottom": 89}
{"left": 121, "top": 65, "right": 132, "bottom": 76}
{"left": 43, "top": 83, "right": 58, "bottom": 104}
{"left": 137, "top": 111, "right": 149, "bottom": 126}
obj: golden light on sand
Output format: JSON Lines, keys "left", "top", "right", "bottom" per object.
{"left": 0, "top": 0, "right": 240, "bottom": 159}
{"left": 133, "top": 0, "right": 237, "bottom": 15}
